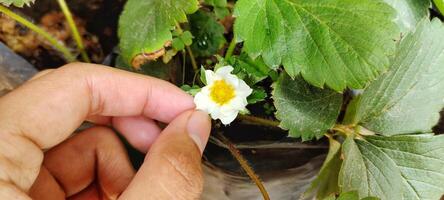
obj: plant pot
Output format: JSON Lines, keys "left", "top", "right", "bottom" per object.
{"left": 201, "top": 122, "right": 328, "bottom": 199}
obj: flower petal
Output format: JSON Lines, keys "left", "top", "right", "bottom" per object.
{"left": 215, "top": 66, "right": 234, "bottom": 76}
{"left": 205, "top": 70, "right": 216, "bottom": 85}
{"left": 219, "top": 110, "right": 238, "bottom": 125}
{"left": 193, "top": 65, "right": 252, "bottom": 125}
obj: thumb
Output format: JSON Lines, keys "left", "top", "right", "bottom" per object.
{"left": 119, "top": 110, "right": 211, "bottom": 200}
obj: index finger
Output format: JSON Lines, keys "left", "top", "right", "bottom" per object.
{"left": 0, "top": 63, "right": 194, "bottom": 149}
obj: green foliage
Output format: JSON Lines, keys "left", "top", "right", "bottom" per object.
{"left": 383, "top": 0, "right": 430, "bottom": 32}
{"left": 339, "top": 136, "right": 403, "bottom": 200}
{"left": 172, "top": 31, "right": 193, "bottom": 51}
{"left": 200, "top": 66, "right": 207, "bottom": 85}
{"left": 336, "top": 191, "right": 359, "bottom": 200}
{"left": 204, "top": 0, "right": 229, "bottom": 19}
{"left": 181, "top": 85, "right": 201, "bottom": 96}
{"left": 272, "top": 73, "right": 342, "bottom": 141}
{"left": 306, "top": 137, "right": 342, "bottom": 199}
{"left": 172, "top": 38, "right": 185, "bottom": 51}
{"left": 114, "top": 1, "right": 444, "bottom": 199}
{"left": 0, "top": 0, "right": 34, "bottom": 7}
{"left": 118, "top": 0, "right": 198, "bottom": 66}
{"left": 233, "top": 0, "right": 399, "bottom": 91}
{"left": 348, "top": 19, "right": 444, "bottom": 136}
{"left": 435, "top": 0, "right": 444, "bottom": 15}
{"left": 323, "top": 191, "right": 380, "bottom": 200}
{"left": 116, "top": 55, "right": 179, "bottom": 82}
{"left": 339, "top": 134, "right": 444, "bottom": 200}
{"left": 366, "top": 134, "right": 444, "bottom": 200}
{"left": 247, "top": 88, "right": 267, "bottom": 104}
{"left": 189, "top": 10, "right": 226, "bottom": 57}
{"left": 228, "top": 53, "right": 271, "bottom": 86}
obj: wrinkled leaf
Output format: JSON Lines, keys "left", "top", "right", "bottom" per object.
{"left": 118, "top": 0, "right": 198, "bottom": 66}
{"left": 350, "top": 19, "right": 444, "bottom": 135}
{"left": 306, "top": 137, "right": 342, "bottom": 199}
{"left": 228, "top": 53, "right": 270, "bottom": 85}
{"left": 189, "top": 10, "right": 226, "bottom": 57}
{"left": 365, "top": 134, "right": 444, "bottom": 200}
{"left": 273, "top": 73, "right": 342, "bottom": 140}
{"left": 234, "top": 0, "right": 399, "bottom": 91}
{"left": 247, "top": 87, "right": 267, "bottom": 104}
{"left": 383, "top": 0, "right": 430, "bottom": 32}
{"left": 339, "top": 137, "right": 403, "bottom": 200}
{"left": 0, "top": 0, "right": 34, "bottom": 7}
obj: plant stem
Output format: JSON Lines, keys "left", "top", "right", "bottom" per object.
{"left": 175, "top": 23, "right": 198, "bottom": 72}
{"left": 216, "top": 132, "right": 270, "bottom": 200}
{"left": 332, "top": 124, "right": 355, "bottom": 137}
{"left": 225, "top": 35, "right": 237, "bottom": 59}
{"left": 182, "top": 50, "right": 186, "bottom": 85}
{"left": 0, "top": 4, "right": 76, "bottom": 62}
{"left": 186, "top": 45, "right": 198, "bottom": 71}
{"left": 237, "top": 115, "right": 280, "bottom": 127}
{"left": 57, "top": 0, "right": 90, "bottom": 62}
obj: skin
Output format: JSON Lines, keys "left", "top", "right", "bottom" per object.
{"left": 0, "top": 63, "right": 211, "bottom": 200}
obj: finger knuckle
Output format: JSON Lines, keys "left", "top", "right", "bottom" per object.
{"left": 0, "top": 134, "right": 43, "bottom": 191}
{"left": 161, "top": 149, "right": 204, "bottom": 195}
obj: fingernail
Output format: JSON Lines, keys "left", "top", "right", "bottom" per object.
{"left": 187, "top": 110, "right": 211, "bottom": 154}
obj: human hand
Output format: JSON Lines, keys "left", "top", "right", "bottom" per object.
{"left": 0, "top": 63, "right": 211, "bottom": 199}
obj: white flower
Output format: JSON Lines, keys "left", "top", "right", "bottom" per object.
{"left": 194, "top": 66, "right": 253, "bottom": 125}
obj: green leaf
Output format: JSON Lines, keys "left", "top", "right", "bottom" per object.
{"left": 204, "top": 0, "right": 226, "bottom": 7}
{"left": 350, "top": 19, "right": 444, "bottom": 136}
{"left": 228, "top": 53, "right": 271, "bottom": 85}
{"left": 162, "top": 49, "right": 179, "bottom": 63}
{"left": 365, "top": 134, "right": 444, "bottom": 200}
{"left": 247, "top": 88, "right": 267, "bottom": 104}
{"left": 383, "top": 0, "right": 430, "bottom": 32}
{"left": 214, "top": 7, "right": 229, "bottom": 19}
{"left": 118, "top": 0, "right": 198, "bottom": 65}
{"left": 434, "top": 0, "right": 444, "bottom": 16}
{"left": 116, "top": 55, "right": 179, "bottom": 81}
{"left": 339, "top": 137, "right": 403, "bottom": 200}
{"left": 306, "top": 137, "right": 342, "bottom": 199}
{"left": 337, "top": 191, "right": 359, "bottom": 200}
{"left": 360, "top": 197, "right": 379, "bottom": 200}
{"left": 204, "top": 0, "right": 229, "bottom": 19}
{"left": 323, "top": 192, "right": 380, "bottom": 200}
{"left": 189, "top": 10, "right": 226, "bottom": 57}
{"left": 181, "top": 85, "right": 201, "bottom": 96}
{"left": 200, "top": 66, "right": 207, "bottom": 85}
{"left": 180, "top": 31, "right": 193, "bottom": 46}
{"left": 233, "top": 0, "right": 399, "bottom": 91}
{"left": 268, "top": 70, "right": 279, "bottom": 82}
{"left": 272, "top": 73, "right": 342, "bottom": 141}
{"left": 323, "top": 195, "right": 337, "bottom": 200}
{"left": 172, "top": 38, "right": 185, "bottom": 51}
{"left": 0, "top": 0, "right": 34, "bottom": 7}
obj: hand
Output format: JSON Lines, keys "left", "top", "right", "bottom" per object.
{"left": 0, "top": 63, "right": 211, "bottom": 200}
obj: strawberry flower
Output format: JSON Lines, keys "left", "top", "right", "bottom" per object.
{"left": 194, "top": 66, "right": 252, "bottom": 124}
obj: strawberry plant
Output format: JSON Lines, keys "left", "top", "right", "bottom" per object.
{"left": 2, "top": 0, "right": 444, "bottom": 199}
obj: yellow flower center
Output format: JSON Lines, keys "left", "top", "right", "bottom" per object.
{"left": 210, "top": 80, "right": 236, "bottom": 105}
